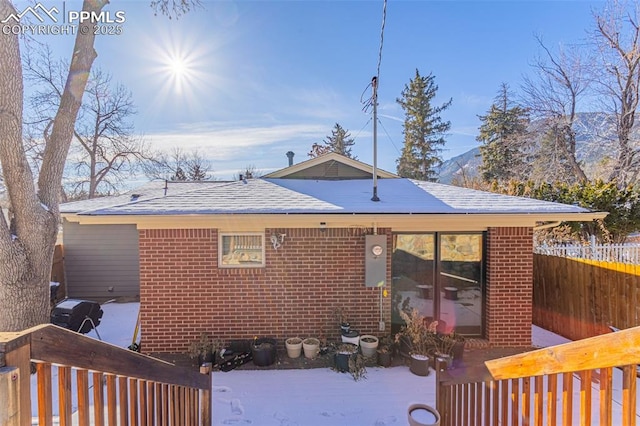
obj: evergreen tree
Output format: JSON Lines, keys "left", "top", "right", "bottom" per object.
{"left": 189, "top": 164, "right": 208, "bottom": 180}
{"left": 171, "top": 167, "right": 187, "bottom": 181}
{"left": 308, "top": 123, "right": 356, "bottom": 158}
{"left": 324, "top": 123, "right": 356, "bottom": 158}
{"left": 477, "top": 83, "right": 530, "bottom": 183}
{"left": 396, "top": 69, "right": 452, "bottom": 181}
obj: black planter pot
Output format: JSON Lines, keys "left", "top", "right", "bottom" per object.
{"left": 197, "top": 351, "right": 214, "bottom": 366}
{"left": 334, "top": 343, "right": 358, "bottom": 372}
{"left": 251, "top": 338, "right": 277, "bottom": 367}
{"left": 377, "top": 349, "right": 392, "bottom": 367}
{"left": 451, "top": 341, "right": 465, "bottom": 362}
{"left": 409, "top": 354, "right": 430, "bottom": 376}
{"left": 335, "top": 352, "right": 352, "bottom": 372}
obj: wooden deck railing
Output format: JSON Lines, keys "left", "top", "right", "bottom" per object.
{"left": 0, "top": 324, "right": 211, "bottom": 426}
{"left": 436, "top": 326, "right": 640, "bottom": 425}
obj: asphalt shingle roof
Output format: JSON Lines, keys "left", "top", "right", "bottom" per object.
{"left": 68, "top": 178, "right": 592, "bottom": 216}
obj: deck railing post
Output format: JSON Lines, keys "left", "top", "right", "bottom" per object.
{"left": 199, "top": 363, "right": 212, "bottom": 426}
{"left": 0, "top": 366, "right": 21, "bottom": 426}
{"left": 0, "top": 331, "right": 32, "bottom": 426}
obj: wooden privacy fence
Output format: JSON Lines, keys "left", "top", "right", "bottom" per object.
{"left": 533, "top": 253, "right": 640, "bottom": 341}
{"left": 0, "top": 324, "right": 211, "bottom": 426}
{"left": 436, "top": 326, "right": 640, "bottom": 425}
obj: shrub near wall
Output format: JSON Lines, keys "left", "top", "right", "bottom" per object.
{"left": 138, "top": 228, "right": 392, "bottom": 354}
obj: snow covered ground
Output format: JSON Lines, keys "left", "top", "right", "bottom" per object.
{"left": 32, "top": 301, "right": 637, "bottom": 425}
{"left": 209, "top": 325, "right": 573, "bottom": 426}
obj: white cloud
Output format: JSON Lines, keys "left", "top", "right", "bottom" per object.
{"left": 145, "top": 123, "right": 327, "bottom": 161}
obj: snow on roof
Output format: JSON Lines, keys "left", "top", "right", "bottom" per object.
{"left": 82, "top": 179, "right": 342, "bottom": 215}
{"left": 73, "top": 178, "right": 592, "bottom": 216}
{"left": 60, "top": 180, "right": 228, "bottom": 213}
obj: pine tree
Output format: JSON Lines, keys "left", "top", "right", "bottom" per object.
{"left": 171, "top": 167, "right": 187, "bottom": 181}
{"left": 309, "top": 123, "right": 356, "bottom": 158}
{"left": 477, "top": 83, "right": 530, "bottom": 183}
{"left": 396, "top": 69, "right": 452, "bottom": 181}
{"left": 325, "top": 123, "right": 356, "bottom": 158}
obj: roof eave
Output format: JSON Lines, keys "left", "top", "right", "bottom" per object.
{"left": 62, "top": 211, "right": 608, "bottom": 231}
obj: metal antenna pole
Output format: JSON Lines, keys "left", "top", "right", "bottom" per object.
{"left": 371, "top": 76, "right": 380, "bottom": 202}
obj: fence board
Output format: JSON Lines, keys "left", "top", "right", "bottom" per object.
{"left": 534, "top": 254, "right": 640, "bottom": 340}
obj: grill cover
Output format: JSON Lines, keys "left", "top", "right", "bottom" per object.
{"left": 51, "top": 299, "right": 103, "bottom": 333}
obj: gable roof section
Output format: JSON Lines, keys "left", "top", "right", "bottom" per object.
{"left": 263, "top": 152, "right": 397, "bottom": 179}
{"left": 72, "top": 178, "right": 601, "bottom": 217}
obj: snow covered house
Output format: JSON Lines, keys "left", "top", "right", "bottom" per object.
{"left": 60, "top": 153, "right": 605, "bottom": 353}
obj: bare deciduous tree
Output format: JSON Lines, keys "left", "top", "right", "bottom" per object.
{"left": 144, "top": 147, "right": 212, "bottom": 181}
{"left": 0, "top": 0, "right": 199, "bottom": 331}
{"left": 24, "top": 49, "right": 149, "bottom": 199}
{"left": 234, "top": 164, "right": 262, "bottom": 180}
{"left": 0, "top": 0, "right": 104, "bottom": 331}
{"left": 521, "top": 36, "right": 590, "bottom": 183}
{"left": 593, "top": 0, "right": 640, "bottom": 186}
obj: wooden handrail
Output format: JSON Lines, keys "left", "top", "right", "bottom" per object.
{"left": 437, "top": 327, "right": 640, "bottom": 426}
{"left": 485, "top": 325, "right": 640, "bottom": 380}
{"left": 0, "top": 324, "right": 211, "bottom": 426}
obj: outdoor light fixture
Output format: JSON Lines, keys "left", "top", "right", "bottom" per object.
{"left": 320, "top": 222, "right": 327, "bottom": 232}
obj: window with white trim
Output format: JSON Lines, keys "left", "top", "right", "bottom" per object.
{"left": 219, "top": 233, "right": 265, "bottom": 268}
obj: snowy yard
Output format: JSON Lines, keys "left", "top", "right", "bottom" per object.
{"left": 31, "top": 301, "right": 639, "bottom": 425}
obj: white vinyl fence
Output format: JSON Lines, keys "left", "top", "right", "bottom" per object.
{"left": 535, "top": 241, "right": 640, "bottom": 264}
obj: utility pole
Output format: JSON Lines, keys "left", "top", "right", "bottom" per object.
{"left": 371, "top": 76, "right": 380, "bottom": 202}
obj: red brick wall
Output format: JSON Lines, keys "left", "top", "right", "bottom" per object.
{"left": 485, "top": 227, "right": 533, "bottom": 347}
{"left": 139, "top": 228, "right": 392, "bottom": 353}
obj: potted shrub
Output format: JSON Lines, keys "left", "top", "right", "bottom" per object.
{"left": 433, "top": 330, "right": 464, "bottom": 370}
{"left": 377, "top": 344, "right": 392, "bottom": 367}
{"left": 333, "top": 343, "right": 366, "bottom": 381}
{"left": 251, "top": 337, "right": 277, "bottom": 366}
{"left": 188, "top": 333, "right": 215, "bottom": 366}
{"left": 395, "top": 309, "right": 438, "bottom": 376}
{"left": 302, "top": 337, "right": 320, "bottom": 359}
{"left": 333, "top": 306, "right": 351, "bottom": 334}
{"left": 334, "top": 342, "right": 358, "bottom": 372}
{"left": 376, "top": 335, "right": 394, "bottom": 367}
{"left": 285, "top": 337, "right": 303, "bottom": 358}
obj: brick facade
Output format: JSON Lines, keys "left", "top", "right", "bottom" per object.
{"left": 139, "top": 228, "right": 392, "bottom": 353}
{"left": 485, "top": 227, "right": 534, "bottom": 347}
{"left": 139, "top": 226, "right": 535, "bottom": 353}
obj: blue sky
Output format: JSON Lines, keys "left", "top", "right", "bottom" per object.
{"left": 22, "top": 0, "right": 603, "bottom": 180}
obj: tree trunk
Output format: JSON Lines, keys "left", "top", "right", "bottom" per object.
{"left": 0, "top": 0, "right": 105, "bottom": 331}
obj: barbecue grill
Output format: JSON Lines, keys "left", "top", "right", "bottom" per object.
{"left": 51, "top": 299, "right": 103, "bottom": 339}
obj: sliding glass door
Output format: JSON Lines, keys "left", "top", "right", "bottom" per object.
{"left": 391, "top": 233, "right": 484, "bottom": 336}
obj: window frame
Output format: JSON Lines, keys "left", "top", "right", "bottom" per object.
{"left": 218, "top": 232, "right": 265, "bottom": 268}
